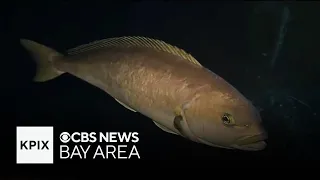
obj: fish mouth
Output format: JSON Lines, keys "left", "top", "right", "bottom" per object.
{"left": 198, "top": 136, "right": 267, "bottom": 151}
{"left": 232, "top": 134, "right": 268, "bottom": 151}
{"left": 195, "top": 133, "right": 268, "bottom": 151}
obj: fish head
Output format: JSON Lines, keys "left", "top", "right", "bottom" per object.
{"left": 183, "top": 88, "right": 268, "bottom": 151}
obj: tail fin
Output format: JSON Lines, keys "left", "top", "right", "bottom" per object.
{"left": 20, "top": 39, "right": 65, "bottom": 82}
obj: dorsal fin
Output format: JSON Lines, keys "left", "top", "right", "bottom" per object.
{"left": 67, "top": 36, "right": 202, "bottom": 67}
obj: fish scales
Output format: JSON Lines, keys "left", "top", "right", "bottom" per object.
{"left": 19, "top": 36, "right": 268, "bottom": 151}
{"left": 57, "top": 46, "right": 209, "bottom": 120}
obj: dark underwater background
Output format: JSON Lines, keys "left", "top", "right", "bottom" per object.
{"left": 3, "top": 1, "right": 320, "bottom": 169}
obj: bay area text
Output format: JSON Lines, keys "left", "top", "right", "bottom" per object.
{"left": 60, "top": 144, "right": 140, "bottom": 159}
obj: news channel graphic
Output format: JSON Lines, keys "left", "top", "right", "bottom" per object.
{"left": 59, "top": 131, "right": 140, "bottom": 160}
{"left": 16, "top": 126, "right": 141, "bottom": 164}
{"left": 16, "top": 126, "right": 54, "bottom": 164}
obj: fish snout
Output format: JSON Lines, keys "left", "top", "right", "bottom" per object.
{"left": 232, "top": 132, "right": 268, "bottom": 151}
{"left": 235, "top": 132, "right": 268, "bottom": 146}
{"left": 232, "top": 122, "right": 268, "bottom": 151}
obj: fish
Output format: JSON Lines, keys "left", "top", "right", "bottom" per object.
{"left": 20, "top": 36, "right": 268, "bottom": 151}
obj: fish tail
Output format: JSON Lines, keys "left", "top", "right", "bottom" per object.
{"left": 20, "top": 39, "right": 65, "bottom": 82}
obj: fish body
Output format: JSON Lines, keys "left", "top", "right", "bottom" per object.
{"left": 20, "top": 36, "right": 267, "bottom": 151}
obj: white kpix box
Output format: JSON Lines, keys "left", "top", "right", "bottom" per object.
{"left": 16, "top": 126, "right": 54, "bottom": 164}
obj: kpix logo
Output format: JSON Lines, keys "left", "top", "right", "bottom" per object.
{"left": 16, "top": 126, "right": 54, "bottom": 164}
{"left": 20, "top": 140, "right": 49, "bottom": 150}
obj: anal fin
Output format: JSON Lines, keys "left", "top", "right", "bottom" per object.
{"left": 153, "top": 121, "right": 178, "bottom": 135}
{"left": 114, "top": 98, "right": 137, "bottom": 112}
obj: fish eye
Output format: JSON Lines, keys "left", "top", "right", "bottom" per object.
{"left": 221, "top": 113, "right": 235, "bottom": 126}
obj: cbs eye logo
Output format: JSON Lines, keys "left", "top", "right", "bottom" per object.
{"left": 59, "top": 132, "right": 71, "bottom": 143}
{"left": 59, "top": 132, "right": 97, "bottom": 143}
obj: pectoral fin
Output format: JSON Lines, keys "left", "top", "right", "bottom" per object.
{"left": 173, "top": 105, "right": 197, "bottom": 141}
{"left": 153, "top": 121, "right": 178, "bottom": 135}
{"left": 114, "top": 98, "right": 137, "bottom": 112}
{"left": 173, "top": 115, "right": 187, "bottom": 137}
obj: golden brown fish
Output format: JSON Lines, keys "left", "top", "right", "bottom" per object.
{"left": 20, "top": 36, "right": 267, "bottom": 151}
